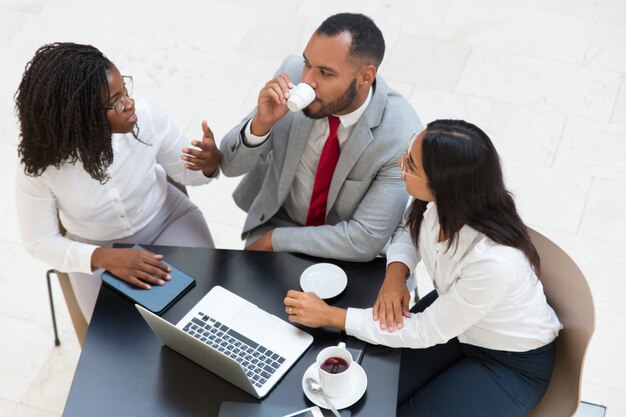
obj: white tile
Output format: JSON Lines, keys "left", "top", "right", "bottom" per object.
{"left": 22, "top": 330, "right": 80, "bottom": 414}
{"left": 0, "top": 315, "right": 53, "bottom": 402}
{"left": 299, "top": 0, "right": 448, "bottom": 39}
{"left": 2, "top": 14, "right": 100, "bottom": 65}
{"left": 236, "top": 13, "right": 315, "bottom": 62}
{"left": 408, "top": 86, "right": 567, "bottom": 167}
{"left": 0, "top": 241, "right": 75, "bottom": 333}
{"left": 0, "top": 0, "right": 48, "bottom": 15}
{"left": 0, "top": 142, "right": 18, "bottom": 177}
{"left": 0, "top": 174, "right": 21, "bottom": 245}
{"left": 483, "top": 0, "right": 626, "bottom": 26}
{"left": 439, "top": 0, "right": 594, "bottom": 64}
{"left": 206, "top": 221, "right": 246, "bottom": 250}
{"left": 536, "top": 228, "right": 626, "bottom": 316}
{"left": 0, "top": 398, "right": 18, "bottom": 415}
{"left": 382, "top": 34, "right": 471, "bottom": 91}
{"left": 582, "top": 308, "right": 626, "bottom": 392}
{"left": 585, "top": 22, "right": 626, "bottom": 72}
{"left": 611, "top": 76, "right": 626, "bottom": 126}
{"left": 588, "top": 0, "right": 626, "bottom": 26}
{"left": 379, "top": 3, "right": 447, "bottom": 39}
{"left": 0, "top": 9, "right": 28, "bottom": 46}
{"left": 12, "top": 404, "right": 60, "bottom": 417}
{"left": 223, "top": 0, "right": 298, "bottom": 13}
{"left": 581, "top": 382, "right": 626, "bottom": 417}
{"left": 296, "top": 0, "right": 387, "bottom": 21}
{"left": 504, "top": 162, "right": 591, "bottom": 234}
{"left": 188, "top": 175, "right": 247, "bottom": 230}
{"left": 579, "top": 178, "right": 626, "bottom": 246}
{"left": 384, "top": 81, "right": 414, "bottom": 103}
{"left": 456, "top": 49, "right": 622, "bottom": 121}
{"left": 554, "top": 118, "right": 626, "bottom": 182}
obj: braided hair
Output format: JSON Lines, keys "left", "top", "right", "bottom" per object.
{"left": 15, "top": 42, "right": 135, "bottom": 183}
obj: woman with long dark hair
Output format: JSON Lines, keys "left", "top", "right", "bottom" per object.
{"left": 15, "top": 43, "right": 220, "bottom": 321}
{"left": 285, "top": 120, "right": 561, "bottom": 416}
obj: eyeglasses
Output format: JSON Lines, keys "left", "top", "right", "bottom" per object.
{"left": 399, "top": 135, "right": 429, "bottom": 182}
{"left": 107, "top": 75, "right": 134, "bottom": 114}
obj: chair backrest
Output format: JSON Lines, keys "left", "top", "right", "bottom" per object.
{"left": 56, "top": 270, "right": 88, "bottom": 347}
{"left": 526, "top": 228, "right": 595, "bottom": 417}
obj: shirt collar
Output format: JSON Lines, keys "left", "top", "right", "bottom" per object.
{"left": 425, "top": 202, "right": 480, "bottom": 262}
{"left": 332, "top": 86, "right": 373, "bottom": 128}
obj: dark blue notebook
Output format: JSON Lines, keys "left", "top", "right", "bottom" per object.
{"left": 101, "top": 245, "right": 195, "bottom": 315}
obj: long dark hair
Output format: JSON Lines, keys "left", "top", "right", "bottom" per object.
{"left": 406, "top": 119, "right": 540, "bottom": 273}
{"left": 15, "top": 42, "right": 134, "bottom": 183}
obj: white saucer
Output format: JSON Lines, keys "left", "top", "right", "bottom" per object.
{"left": 300, "top": 263, "right": 347, "bottom": 299}
{"left": 301, "top": 362, "right": 367, "bottom": 410}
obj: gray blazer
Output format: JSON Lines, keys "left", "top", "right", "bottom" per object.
{"left": 220, "top": 55, "right": 422, "bottom": 261}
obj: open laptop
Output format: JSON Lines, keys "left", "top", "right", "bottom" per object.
{"left": 136, "top": 285, "right": 313, "bottom": 398}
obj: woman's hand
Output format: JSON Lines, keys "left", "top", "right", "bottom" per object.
{"left": 182, "top": 120, "right": 221, "bottom": 177}
{"left": 284, "top": 290, "right": 347, "bottom": 330}
{"left": 92, "top": 247, "right": 171, "bottom": 289}
{"left": 372, "top": 262, "right": 411, "bottom": 332}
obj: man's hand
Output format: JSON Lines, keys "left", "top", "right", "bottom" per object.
{"left": 244, "top": 230, "right": 274, "bottom": 252}
{"left": 92, "top": 247, "right": 172, "bottom": 290}
{"left": 372, "top": 262, "right": 411, "bottom": 332}
{"left": 182, "top": 120, "right": 221, "bottom": 177}
{"left": 250, "top": 73, "right": 294, "bottom": 136}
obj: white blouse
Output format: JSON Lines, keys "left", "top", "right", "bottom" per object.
{"left": 15, "top": 98, "right": 214, "bottom": 275}
{"left": 345, "top": 202, "right": 562, "bottom": 352}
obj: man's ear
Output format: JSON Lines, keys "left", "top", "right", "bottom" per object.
{"left": 358, "top": 64, "right": 377, "bottom": 88}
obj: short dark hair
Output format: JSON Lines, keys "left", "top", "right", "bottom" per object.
{"left": 316, "top": 13, "right": 385, "bottom": 68}
{"left": 15, "top": 42, "right": 121, "bottom": 183}
{"left": 406, "top": 119, "right": 540, "bottom": 273}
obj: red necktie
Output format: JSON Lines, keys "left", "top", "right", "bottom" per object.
{"left": 306, "top": 116, "right": 341, "bottom": 226}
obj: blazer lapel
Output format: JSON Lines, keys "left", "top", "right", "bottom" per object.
{"left": 278, "top": 112, "right": 313, "bottom": 200}
{"left": 326, "top": 77, "right": 389, "bottom": 213}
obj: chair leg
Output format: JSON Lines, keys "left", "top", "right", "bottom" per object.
{"left": 46, "top": 269, "right": 61, "bottom": 346}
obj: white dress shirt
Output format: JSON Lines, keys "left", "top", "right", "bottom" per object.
{"left": 244, "top": 88, "right": 373, "bottom": 225}
{"left": 15, "top": 98, "right": 215, "bottom": 274}
{"left": 345, "top": 202, "right": 562, "bottom": 352}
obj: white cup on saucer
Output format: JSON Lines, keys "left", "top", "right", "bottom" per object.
{"left": 287, "top": 83, "right": 315, "bottom": 112}
{"left": 316, "top": 342, "right": 352, "bottom": 398}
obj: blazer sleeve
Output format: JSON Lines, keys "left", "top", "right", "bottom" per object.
{"left": 219, "top": 56, "right": 298, "bottom": 177}
{"left": 271, "top": 156, "right": 409, "bottom": 261}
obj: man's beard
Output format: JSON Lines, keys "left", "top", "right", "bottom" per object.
{"left": 303, "top": 78, "right": 358, "bottom": 119}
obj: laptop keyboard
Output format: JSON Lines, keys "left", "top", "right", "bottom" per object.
{"left": 182, "top": 312, "right": 286, "bottom": 388}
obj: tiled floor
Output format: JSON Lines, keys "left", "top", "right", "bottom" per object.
{"left": 1, "top": 0, "right": 624, "bottom": 415}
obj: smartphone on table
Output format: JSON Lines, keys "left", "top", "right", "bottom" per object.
{"left": 282, "top": 406, "right": 324, "bottom": 417}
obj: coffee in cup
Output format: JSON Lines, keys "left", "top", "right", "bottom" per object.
{"left": 320, "top": 357, "right": 350, "bottom": 374}
{"left": 316, "top": 342, "right": 352, "bottom": 398}
{"left": 287, "top": 83, "right": 315, "bottom": 112}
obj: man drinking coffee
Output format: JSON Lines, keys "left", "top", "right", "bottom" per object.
{"left": 219, "top": 12, "right": 422, "bottom": 261}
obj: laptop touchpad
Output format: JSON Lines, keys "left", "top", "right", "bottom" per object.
{"left": 232, "top": 304, "right": 278, "bottom": 343}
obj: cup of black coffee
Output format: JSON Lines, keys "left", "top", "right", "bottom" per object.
{"left": 316, "top": 342, "right": 352, "bottom": 397}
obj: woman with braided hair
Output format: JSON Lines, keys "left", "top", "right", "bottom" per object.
{"left": 15, "top": 42, "right": 220, "bottom": 321}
